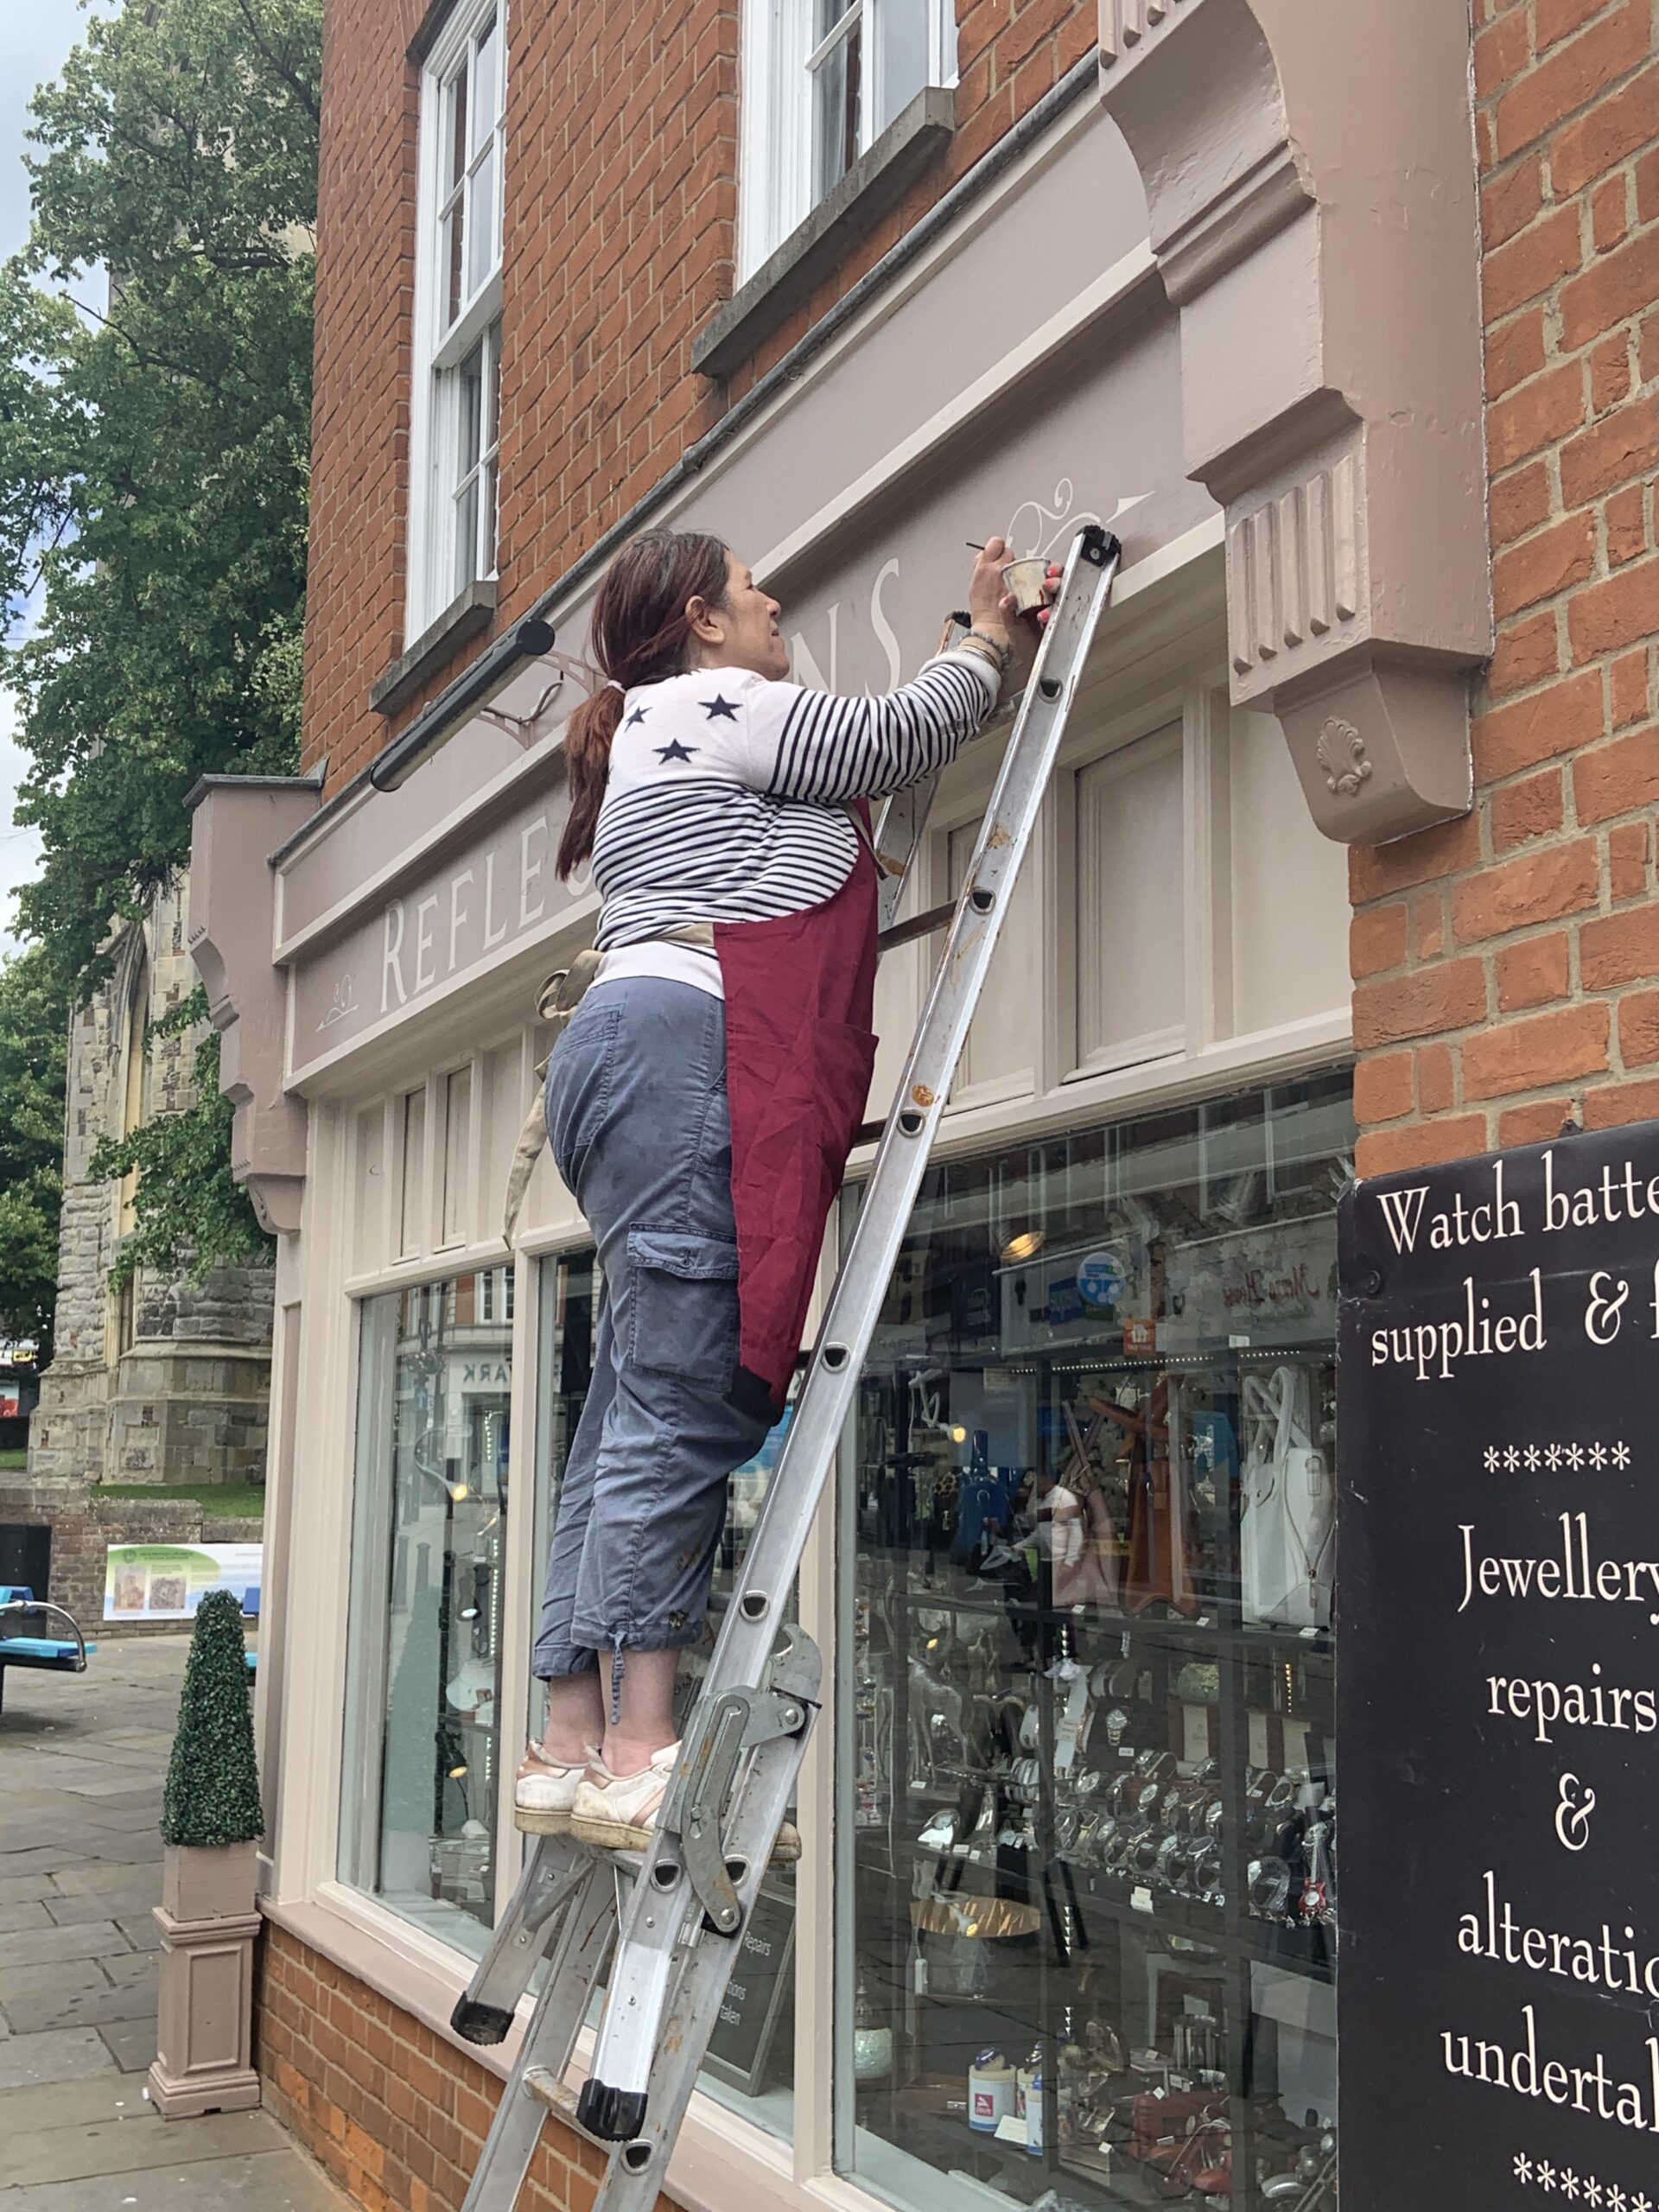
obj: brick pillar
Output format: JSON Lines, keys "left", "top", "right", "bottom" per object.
{"left": 1350, "top": 0, "right": 1659, "bottom": 1176}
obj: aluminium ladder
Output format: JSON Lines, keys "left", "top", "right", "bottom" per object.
{"left": 450, "top": 522, "right": 1122, "bottom": 2212}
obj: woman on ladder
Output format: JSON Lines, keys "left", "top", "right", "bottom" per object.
{"left": 516, "top": 527, "right": 1051, "bottom": 1852}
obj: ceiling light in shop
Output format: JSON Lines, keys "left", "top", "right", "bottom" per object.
{"left": 1001, "top": 1229, "right": 1046, "bottom": 1263}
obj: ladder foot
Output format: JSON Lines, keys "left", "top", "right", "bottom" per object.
{"left": 576, "top": 2078, "right": 648, "bottom": 2142}
{"left": 451, "top": 1994, "right": 518, "bottom": 2047}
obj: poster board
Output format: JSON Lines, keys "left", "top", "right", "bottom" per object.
{"left": 104, "top": 1542, "right": 263, "bottom": 1622}
{"left": 1338, "top": 1128, "right": 1659, "bottom": 2209}
{"left": 700, "top": 1883, "right": 796, "bottom": 2096}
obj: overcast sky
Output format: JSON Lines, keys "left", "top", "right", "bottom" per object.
{"left": 0, "top": 0, "right": 118, "bottom": 954}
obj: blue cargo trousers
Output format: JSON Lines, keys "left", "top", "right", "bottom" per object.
{"left": 532, "top": 976, "right": 771, "bottom": 1694}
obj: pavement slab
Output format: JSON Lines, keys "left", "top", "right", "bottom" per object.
{"left": 42, "top": 1894, "right": 158, "bottom": 1931}
{"left": 0, "top": 2027, "right": 117, "bottom": 2089}
{"left": 0, "top": 1852, "right": 66, "bottom": 1881}
{"left": 0, "top": 1925, "right": 126, "bottom": 1971}
{"left": 0, "top": 2146, "right": 350, "bottom": 2210}
{"left": 65, "top": 1838, "right": 168, "bottom": 1868}
{"left": 110, "top": 1918, "right": 160, "bottom": 1955}
{"left": 3, "top": 2107, "right": 289, "bottom": 2189}
{"left": 99, "top": 1955, "right": 157, "bottom": 1992}
{"left": 14, "top": 1982, "right": 157, "bottom": 2036}
{"left": 0, "top": 2075, "right": 153, "bottom": 2133}
{"left": 43, "top": 1866, "right": 160, "bottom": 1899}
{"left": 0, "top": 1903, "right": 52, "bottom": 1936}
{"left": 93, "top": 2018, "right": 156, "bottom": 2074}
{"left": 0, "top": 1876, "right": 55, "bottom": 1908}
{"left": 0, "top": 1957, "right": 110, "bottom": 2012}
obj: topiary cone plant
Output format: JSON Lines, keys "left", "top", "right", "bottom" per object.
{"left": 149, "top": 1588, "right": 264, "bottom": 2119}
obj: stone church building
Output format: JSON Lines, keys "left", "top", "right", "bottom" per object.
{"left": 22, "top": 875, "right": 274, "bottom": 1511}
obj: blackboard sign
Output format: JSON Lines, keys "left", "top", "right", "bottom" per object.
{"left": 1338, "top": 1127, "right": 1659, "bottom": 2211}
{"left": 701, "top": 1883, "right": 795, "bottom": 2096}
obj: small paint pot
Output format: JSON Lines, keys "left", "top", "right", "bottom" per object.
{"left": 1000, "top": 557, "right": 1050, "bottom": 614}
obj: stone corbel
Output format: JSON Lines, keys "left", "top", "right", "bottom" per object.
{"left": 187, "top": 776, "right": 321, "bottom": 1236}
{"left": 1101, "top": 0, "right": 1491, "bottom": 844}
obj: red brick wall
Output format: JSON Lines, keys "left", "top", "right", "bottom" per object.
{"left": 302, "top": 0, "right": 1096, "bottom": 793}
{"left": 1350, "top": 0, "right": 1659, "bottom": 1174}
{"left": 304, "top": 0, "right": 423, "bottom": 791}
{"left": 259, "top": 1925, "right": 680, "bottom": 2212}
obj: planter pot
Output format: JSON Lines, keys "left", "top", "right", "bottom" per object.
{"left": 148, "top": 1841, "right": 262, "bottom": 2120}
{"left": 162, "top": 1839, "right": 259, "bottom": 1922}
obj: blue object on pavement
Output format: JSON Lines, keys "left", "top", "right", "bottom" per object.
{"left": 0, "top": 1586, "right": 93, "bottom": 1715}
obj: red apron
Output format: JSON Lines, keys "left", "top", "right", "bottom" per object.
{"left": 714, "top": 820, "right": 880, "bottom": 1423}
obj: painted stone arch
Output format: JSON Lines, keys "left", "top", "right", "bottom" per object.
{"left": 1098, "top": 0, "right": 1491, "bottom": 845}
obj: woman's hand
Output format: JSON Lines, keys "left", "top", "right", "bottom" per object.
{"left": 966, "top": 537, "right": 1063, "bottom": 701}
{"left": 967, "top": 535, "right": 1016, "bottom": 639}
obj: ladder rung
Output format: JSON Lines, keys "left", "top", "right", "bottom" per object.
{"left": 876, "top": 899, "right": 956, "bottom": 952}
{"left": 522, "top": 2066, "right": 579, "bottom": 2122}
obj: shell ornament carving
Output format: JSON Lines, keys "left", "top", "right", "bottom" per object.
{"left": 1317, "top": 715, "right": 1372, "bottom": 798}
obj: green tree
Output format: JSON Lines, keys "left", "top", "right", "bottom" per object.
{"left": 0, "top": 0, "right": 319, "bottom": 1303}
{"left": 0, "top": 945, "right": 69, "bottom": 1355}
{"left": 87, "top": 984, "right": 271, "bottom": 1289}
{"left": 162, "top": 1587, "right": 264, "bottom": 1848}
{"left": 1, "top": 0, "right": 321, "bottom": 998}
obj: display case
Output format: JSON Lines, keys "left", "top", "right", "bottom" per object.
{"left": 837, "top": 1075, "right": 1351, "bottom": 2210}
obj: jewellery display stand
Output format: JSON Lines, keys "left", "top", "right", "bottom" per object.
{"left": 846, "top": 1335, "right": 1339, "bottom": 2209}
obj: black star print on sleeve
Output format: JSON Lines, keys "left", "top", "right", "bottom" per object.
{"left": 700, "top": 693, "right": 739, "bottom": 721}
{"left": 624, "top": 705, "right": 649, "bottom": 728}
{"left": 654, "top": 739, "right": 697, "bottom": 763}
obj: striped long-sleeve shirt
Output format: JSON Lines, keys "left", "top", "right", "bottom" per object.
{"left": 589, "top": 650, "right": 1000, "bottom": 997}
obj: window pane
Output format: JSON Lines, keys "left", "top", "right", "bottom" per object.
{"left": 340, "top": 1274, "right": 513, "bottom": 1957}
{"left": 458, "top": 344, "right": 484, "bottom": 474}
{"left": 448, "top": 61, "right": 469, "bottom": 188}
{"left": 482, "top": 454, "right": 499, "bottom": 577}
{"left": 471, "top": 16, "right": 498, "bottom": 149}
{"left": 454, "top": 478, "right": 480, "bottom": 594}
{"left": 531, "top": 1249, "right": 800, "bottom": 2140}
{"left": 836, "top": 1071, "right": 1351, "bottom": 2208}
{"left": 813, "top": 20, "right": 861, "bottom": 202}
{"left": 467, "top": 141, "right": 498, "bottom": 297}
{"left": 445, "top": 203, "right": 465, "bottom": 328}
{"left": 875, "top": 0, "right": 929, "bottom": 133}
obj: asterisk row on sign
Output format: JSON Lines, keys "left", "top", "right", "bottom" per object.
{"left": 1484, "top": 1442, "right": 1631, "bottom": 1473}
{"left": 1516, "top": 2154, "right": 1647, "bottom": 2212}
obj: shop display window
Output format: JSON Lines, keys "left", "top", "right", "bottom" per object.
{"left": 835, "top": 1071, "right": 1352, "bottom": 2211}
{"left": 531, "top": 1249, "right": 800, "bottom": 2141}
{"left": 339, "top": 1271, "right": 513, "bottom": 1954}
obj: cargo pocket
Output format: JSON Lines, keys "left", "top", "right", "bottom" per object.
{"left": 626, "top": 1229, "right": 741, "bottom": 1382}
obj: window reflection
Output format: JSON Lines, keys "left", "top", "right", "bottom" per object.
{"left": 340, "top": 1271, "right": 513, "bottom": 1954}
{"left": 838, "top": 1073, "right": 1352, "bottom": 2209}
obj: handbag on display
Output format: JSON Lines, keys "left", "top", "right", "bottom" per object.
{"left": 1240, "top": 1367, "right": 1334, "bottom": 1630}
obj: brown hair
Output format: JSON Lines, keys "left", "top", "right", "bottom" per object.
{"left": 556, "top": 528, "right": 731, "bottom": 879}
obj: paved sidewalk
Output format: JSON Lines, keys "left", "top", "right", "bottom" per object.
{"left": 0, "top": 1635, "right": 349, "bottom": 2210}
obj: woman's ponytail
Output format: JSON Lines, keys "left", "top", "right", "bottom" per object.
{"left": 555, "top": 527, "right": 731, "bottom": 880}
{"left": 556, "top": 688, "right": 625, "bottom": 880}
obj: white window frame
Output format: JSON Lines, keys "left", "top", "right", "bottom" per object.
{"left": 738, "top": 0, "right": 957, "bottom": 279}
{"left": 406, "top": 0, "right": 507, "bottom": 640}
